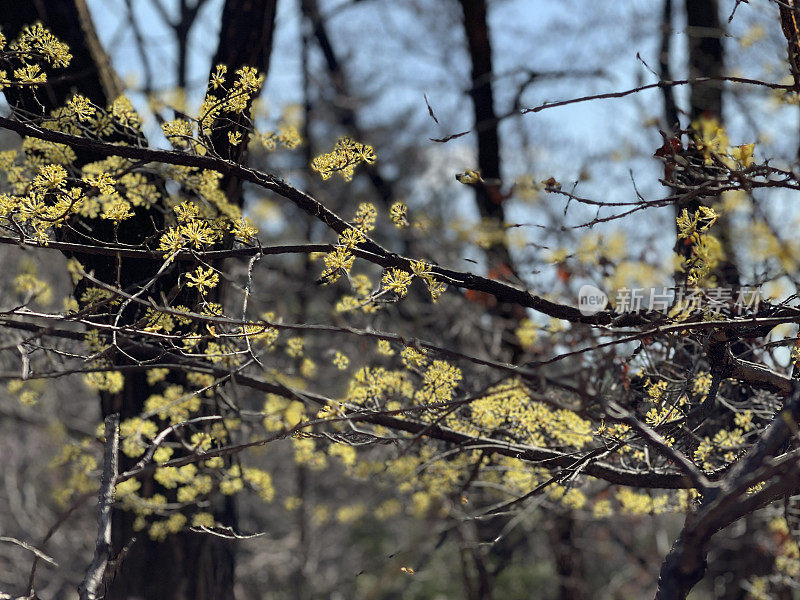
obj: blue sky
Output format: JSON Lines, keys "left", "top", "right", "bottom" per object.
{"left": 82, "top": 0, "right": 800, "bottom": 298}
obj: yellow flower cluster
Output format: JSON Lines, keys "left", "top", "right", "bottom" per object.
{"left": 692, "top": 371, "right": 713, "bottom": 396}
{"left": 293, "top": 437, "right": 327, "bottom": 470}
{"left": 415, "top": 360, "right": 462, "bottom": 404}
{"left": 676, "top": 207, "right": 722, "bottom": 286}
{"left": 13, "top": 267, "right": 53, "bottom": 305}
{"left": 198, "top": 65, "right": 265, "bottom": 136}
{"left": 311, "top": 137, "right": 376, "bottom": 181}
{"left": 410, "top": 260, "right": 446, "bottom": 302}
{"left": 332, "top": 351, "right": 350, "bottom": 370}
{"left": 7, "top": 378, "right": 44, "bottom": 406}
{"left": 376, "top": 339, "right": 395, "bottom": 356}
{"left": 337, "top": 277, "right": 375, "bottom": 313}
{"left": 50, "top": 438, "right": 98, "bottom": 507}
{"left": 263, "top": 394, "right": 306, "bottom": 431}
{"left": 319, "top": 203, "right": 376, "bottom": 284}
{"left": 119, "top": 417, "right": 158, "bottom": 458}
{"left": 11, "top": 24, "right": 71, "bottom": 67}
{"left": 147, "top": 514, "right": 187, "bottom": 541}
{"left": 465, "top": 380, "right": 593, "bottom": 449}
{"left": 144, "top": 385, "right": 201, "bottom": 424}
{"left": 161, "top": 119, "right": 201, "bottom": 153}
{"left": 0, "top": 145, "right": 168, "bottom": 241}
{"left": 0, "top": 24, "right": 71, "bottom": 89}
{"left": 389, "top": 201, "right": 408, "bottom": 227}
{"left": 286, "top": 336, "right": 304, "bottom": 357}
{"left": 692, "top": 117, "right": 755, "bottom": 168}
{"left": 694, "top": 427, "right": 746, "bottom": 469}
{"left": 83, "top": 370, "right": 124, "bottom": 394}
{"left": 232, "top": 217, "right": 258, "bottom": 242}
{"left": 110, "top": 96, "right": 141, "bottom": 130}
{"left": 243, "top": 467, "right": 275, "bottom": 502}
{"left": 254, "top": 122, "right": 304, "bottom": 152}
{"left": 515, "top": 318, "right": 538, "bottom": 348}
{"left": 101, "top": 198, "right": 134, "bottom": 221}
{"left": 676, "top": 206, "right": 718, "bottom": 243}
{"left": 353, "top": 202, "right": 377, "bottom": 231}
{"left": 185, "top": 266, "right": 219, "bottom": 294}
{"left": 346, "top": 367, "right": 414, "bottom": 406}
{"left": 154, "top": 464, "right": 198, "bottom": 489}
{"left": 401, "top": 347, "right": 428, "bottom": 369}
{"left": 328, "top": 444, "right": 357, "bottom": 466}
{"left": 382, "top": 268, "right": 413, "bottom": 297}
{"left": 616, "top": 489, "right": 673, "bottom": 515}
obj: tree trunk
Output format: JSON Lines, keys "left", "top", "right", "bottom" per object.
{"left": 550, "top": 511, "right": 585, "bottom": 600}
{"left": 458, "top": 0, "right": 526, "bottom": 352}
{"left": 659, "top": 0, "right": 679, "bottom": 133}
{"left": 0, "top": 2, "right": 276, "bottom": 597}
{"left": 679, "top": 0, "right": 739, "bottom": 287}
{"left": 207, "top": 0, "right": 278, "bottom": 204}
{"left": 686, "top": 0, "right": 723, "bottom": 122}
{"left": 458, "top": 0, "right": 509, "bottom": 269}
{"left": 107, "top": 3, "right": 278, "bottom": 597}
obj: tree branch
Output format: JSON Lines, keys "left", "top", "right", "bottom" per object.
{"left": 78, "top": 413, "right": 119, "bottom": 600}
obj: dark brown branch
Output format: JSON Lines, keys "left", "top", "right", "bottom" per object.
{"left": 430, "top": 76, "right": 792, "bottom": 143}
{"left": 0, "top": 316, "right": 704, "bottom": 489}
{"left": 0, "top": 115, "right": 607, "bottom": 325}
{"left": 519, "top": 76, "right": 789, "bottom": 114}
{"left": 0, "top": 234, "right": 331, "bottom": 261}
{"left": 655, "top": 383, "right": 800, "bottom": 599}
{"left": 604, "top": 399, "right": 712, "bottom": 492}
